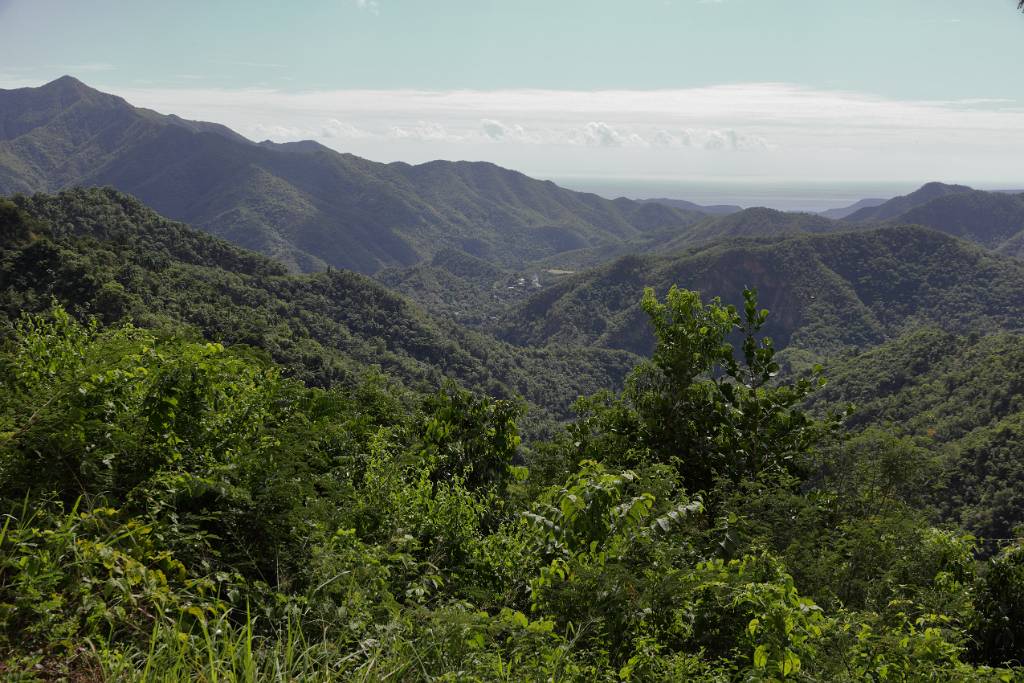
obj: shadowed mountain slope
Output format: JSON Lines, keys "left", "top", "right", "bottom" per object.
{"left": 895, "top": 189, "right": 1024, "bottom": 250}
{"left": 0, "top": 77, "right": 703, "bottom": 274}
{"left": 838, "top": 182, "right": 1024, "bottom": 254}
{"left": 845, "top": 182, "right": 974, "bottom": 221}
{"left": 663, "top": 207, "right": 847, "bottom": 250}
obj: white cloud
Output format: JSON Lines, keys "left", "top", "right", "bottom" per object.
{"left": 567, "top": 121, "right": 647, "bottom": 147}
{"left": 321, "top": 118, "right": 371, "bottom": 139}
{"left": 480, "top": 118, "right": 534, "bottom": 142}
{"left": 355, "top": 0, "right": 379, "bottom": 14}
{"left": 651, "top": 128, "right": 691, "bottom": 148}
{"left": 249, "top": 123, "right": 310, "bottom": 141}
{"left": 28, "top": 80, "right": 1024, "bottom": 182}
{"left": 700, "top": 129, "right": 770, "bottom": 151}
{"left": 649, "top": 127, "right": 769, "bottom": 150}
{"left": 248, "top": 119, "right": 371, "bottom": 142}
{"left": 388, "top": 121, "right": 460, "bottom": 142}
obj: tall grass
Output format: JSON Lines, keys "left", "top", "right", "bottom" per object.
{"left": 90, "top": 611, "right": 478, "bottom": 682}
{"left": 89, "top": 609, "right": 549, "bottom": 682}
{"left": 94, "top": 611, "right": 349, "bottom": 682}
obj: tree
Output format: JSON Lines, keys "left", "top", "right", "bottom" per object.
{"left": 419, "top": 380, "right": 524, "bottom": 493}
{"left": 570, "top": 287, "right": 840, "bottom": 493}
{"left": 972, "top": 542, "right": 1024, "bottom": 666}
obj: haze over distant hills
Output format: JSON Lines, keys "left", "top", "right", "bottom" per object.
{"left": 0, "top": 76, "right": 708, "bottom": 274}
{"left": 835, "top": 181, "right": 1024, "bottom": 255}
{"left": 638, "top": 197, "right": 743, "bottom": 216}
{"left": 844, "top": 182, "right": 976, "bottom": 221}
{"left": 818, "top": 197, "right": 887, "bottom": 220}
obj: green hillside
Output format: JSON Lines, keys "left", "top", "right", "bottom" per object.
{"left": 3, "top": 190, "right": 1024, "bottom": 679}
{"left": 811, "top": 327, "right": 1024, "bottom": 542}
{"left": 0, "top": 188, "right": 638, "bottom": 421}
{"left": 997, "top": 228, "right": 1024, "bottom": 258}
{"left": 662, "top": 207, "right": 850, "bottom": 251}
{"left": 375, "top": 248, "right": 538, "bottom": 325}
{"left": 381, "top": 208, "right": 866, "bottom": 323}
{"left": 895, "top": 190, "right": 1024, "bottom": 250}
{"left": 0, "top": 77, "right": 703, "bottom": 274}
{"left": 493, "top": 226, "right": 1024, "bottom": 359}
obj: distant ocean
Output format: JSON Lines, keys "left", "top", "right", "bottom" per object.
{"left": 546, "top": 177, "right": 1018, "bottom": 213}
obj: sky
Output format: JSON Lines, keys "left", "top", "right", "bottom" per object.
{"left": 2, "top": 0, "right": 1024, "bottom": 188}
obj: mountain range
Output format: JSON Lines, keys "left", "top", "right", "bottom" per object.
{"left": 844, "top": 182, "right": 975, "bottom": 221}
{"left": 4, "top": 76, "right": 1024, "bottom": 374}
{"left": 4, "top": 77, "right": 1024, "bottom": 284}
{"left": 839, "top": 182, "right": 1024, "bottom": 255}
{"left": 0, "top": 76, "right": 706, "bottom": 274}
{"left": 638, "top": 197, "right": 743, "bottom": 215}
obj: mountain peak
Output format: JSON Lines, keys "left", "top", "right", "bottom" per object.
{"left": 915, "top": 181, "right": 973, "bottom": 195}
{"left": 40, "top": 74, "right": 97, "bottom": 97}
{"left": 48, "top": 74, "right": 86, "bottom": 86}
{"left": 846, "top": 181, "right": 975, "bottom": 222}
{"left": 0, "top": 75, "right": 126, "bottom": 144}
{"left": 24, "top": 75, "right": 120, "bottom": 110}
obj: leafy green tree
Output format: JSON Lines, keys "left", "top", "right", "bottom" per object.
{"left": 572, "top": 286, "right": 838, "bottom": 493}
{"left": 973, "top": 542, "right": 1024, "bottom": 666}
{"left": 419, "top": 380, "right": 524, "bottom": 493}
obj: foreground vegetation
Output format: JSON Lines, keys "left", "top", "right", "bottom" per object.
{"left": 3, "top": 285, "right": 1023, "bottom": 680}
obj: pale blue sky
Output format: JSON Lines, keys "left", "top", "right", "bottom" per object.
{"left": 2, "top": 0, "right": 1024, "bottom": 184}
{"left": 3, "top": 0, "right": 1022, "bottom": 96}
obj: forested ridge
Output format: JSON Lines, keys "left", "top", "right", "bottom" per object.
{"left": 494, "top": 226, "right": 1024, "bottom": 362}
{"left": 5, "top": 0, "right": 1024, "bottom": 674}
{"left": 3, "top": 189, "right": 1024, "bottom": 679}
{"left": 0, "top": 188, "right": 638, "bottom": 428}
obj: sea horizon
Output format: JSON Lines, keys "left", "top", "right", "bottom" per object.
{"left": 546, "top": 177, "right": 1024, "bottom": 213}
